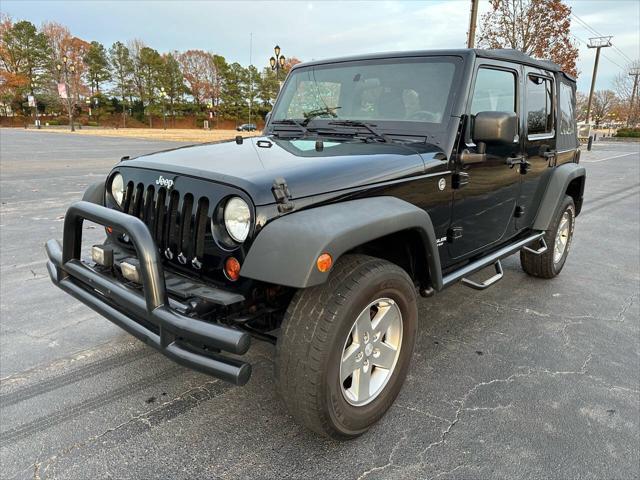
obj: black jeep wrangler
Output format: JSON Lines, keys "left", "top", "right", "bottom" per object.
{"left": 46, "top": 49, "right": 585, "bottom": 439}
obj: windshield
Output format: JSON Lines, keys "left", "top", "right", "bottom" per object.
{"left": 271, "top": 56, "right": 461, "bottom": 130}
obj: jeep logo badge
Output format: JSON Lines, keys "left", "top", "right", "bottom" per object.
{"left": 155, "top": 175, "right": 174, "bottom": 189}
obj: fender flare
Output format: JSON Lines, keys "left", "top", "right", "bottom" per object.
{"left": 533, "top": 163, "right": 586, "bottom": 231}
{"left": 241, "top": 196, "right": 443, "bottom": 289}
{"left": 82, "top": 181, "right": 105, "bottom": 206}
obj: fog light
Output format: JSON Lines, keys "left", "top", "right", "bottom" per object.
{"left": 120, "top": 259, "right": 141, "bottom": 283}
{"left": 91, "top": 245, "right": 114, "bottom": 267}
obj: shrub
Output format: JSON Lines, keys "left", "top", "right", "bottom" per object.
{"left": 615, "top": 128, "right": 640, "bottom": 138}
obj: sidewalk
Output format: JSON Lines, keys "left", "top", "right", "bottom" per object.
{"left": 16, "top": 126, "right": 261, "bottom": 143}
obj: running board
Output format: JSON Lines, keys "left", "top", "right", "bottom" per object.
{"left": 442, "top": 232, "right": 545, "bottom": 289}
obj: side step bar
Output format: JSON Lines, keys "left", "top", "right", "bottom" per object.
{"left": 442, "top": 232, "right": 544, "bottom": 289}
{"left": 461, "top": 261, "right": 503, "bottom": 290}
{"left": 522, "top": 237, "right": 548, "bottom": 255}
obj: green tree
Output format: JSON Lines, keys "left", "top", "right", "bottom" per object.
{"left": 158, "top": 52, "right": 186, "bottom": 121}
{"left": 109, "top": 41, "right": 133, "bottom": 126}
{"left": 130, "top": 43, "right": 163, "bottom": 126}
{"left": 221, "top": 62, "right": 248, "bottom": 124}
{"left": 255, "top": 67, "right": 279, "bottom": 117}
{"left": 83, "top": 40, "right": 110, "bottom": 95}
{"left": 246, "top": 64, "right": 260, "bottom": 124}
{"left": 0, "top": 20, "right": 51, "bottom": 114}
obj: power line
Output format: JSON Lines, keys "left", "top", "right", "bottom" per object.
{"left": 572, "top": 13, "right": 602, "bottom": 37}
{"left": 572, "top": 12, "right": 634, "bottom": 66}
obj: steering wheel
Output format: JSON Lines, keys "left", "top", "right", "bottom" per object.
{"left": 408, "top": 110, "right": 439, "bottom": 122}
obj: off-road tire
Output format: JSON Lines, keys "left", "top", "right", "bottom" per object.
{"left": 520, "top": 195, "right": 575, "bottom": 278}
{"left": 275, "top": 254, "right": 418, "bottom": 439}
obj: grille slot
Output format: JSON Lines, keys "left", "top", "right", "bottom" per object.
{"left": 154, "top": 188, "right": 167, "bottom": 248}
{"left": 179, "top": 194, "right": 194, "bottom": 260}
{"left": 167, "top": 190, "right": 180, "bottom": 252}
{"left": 118, "top": 182, "right": 212, "bottom": 268}
{"left": 194, "top": 197, "right": 209, "bottom": 260}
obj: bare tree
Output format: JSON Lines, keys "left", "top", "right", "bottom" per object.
{"left": 591, "top": 90, "right": 618, "bottom": 126}
{"left": 613, "top": 60, "right": 640, "bottom": 126}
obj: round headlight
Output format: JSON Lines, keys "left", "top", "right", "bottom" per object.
{"left": 110, "top": 173, "right": 125, "bottom": 207}
{"left": 224, "top": 197, "right": 251, "bottom": 243}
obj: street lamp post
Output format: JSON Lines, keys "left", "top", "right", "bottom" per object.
{"left": 29, "top": 82, "right": 41, "bottom": 129}
{"left": 160, "top": 87, "right": 168, "bottom": 130}
{"left": 56, "top": 55, "right": 76, "bottom": 132}
{"left": 269, "top": 45, "right": 286, "bottom": 83}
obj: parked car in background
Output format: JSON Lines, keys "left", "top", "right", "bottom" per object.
{"left": 237, "top": 123, "right": 257, "bottom": 131}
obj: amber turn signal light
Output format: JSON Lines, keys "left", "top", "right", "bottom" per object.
{"left": 105, "top": 226, "right": 113, "bottom": 234}
{"left": 224, "top": 256, "right": 241, "bottom": 281}
{"left": 316, "top": 253, "right": 333, "bottom": 272}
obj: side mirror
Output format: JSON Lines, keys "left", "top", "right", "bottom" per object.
{"left": 473, "top": 111, "right": 518, "bottom": 144}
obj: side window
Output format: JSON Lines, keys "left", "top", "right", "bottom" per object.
{"left": 470, "top": 68, "right": 516, "bottom": 115}
{"left": 559, "top": 82, "right": 575, "bottom": 135}
{"left": 526, "top": 75, "right": 554, "bottom": 135}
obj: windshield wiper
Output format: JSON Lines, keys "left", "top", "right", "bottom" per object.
{"left": 270, "top": 119, "right": 311, "bottom": 137}
{"left": 302, "top": 106, "right": 341, "bottom": 126}
{"left": 328, "top": 120, "right": 391, "bottom": 143}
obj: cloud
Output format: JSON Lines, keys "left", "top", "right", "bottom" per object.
{"left": 2, "top": 0, "right": 637, "bottom": 92}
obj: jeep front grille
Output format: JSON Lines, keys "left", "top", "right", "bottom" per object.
{"left": 121, "top": 182, "right": 209, "bottom": 267}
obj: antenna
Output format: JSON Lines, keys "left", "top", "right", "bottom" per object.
{"left": 249, "top": 32, "right": 253, "bottom": 127}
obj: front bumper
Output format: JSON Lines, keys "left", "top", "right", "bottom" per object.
{"left": 45, "top": 201, "right": 252, "bottom": 386}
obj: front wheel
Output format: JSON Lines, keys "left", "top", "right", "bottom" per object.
{"left": 521, "top": 195, "right": 576, "bottom": 278}
{"left": 275, "top": 255, "right": 418, "bottom": 439}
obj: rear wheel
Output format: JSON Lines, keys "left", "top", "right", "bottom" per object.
{"left": 521, "top": 195, "right": 575, "bottom": 278}
{"left": 275, "top": 254, "right": 418, "bottom": 439}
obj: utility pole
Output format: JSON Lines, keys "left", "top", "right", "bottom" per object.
{"left": 627, "top": 68, "right": 640, "bottom": 127}
{"left": 467, "top": 0, "right": 479, "bottom": 48}
{"left": 585, "top": 36, "right": 612, "bottom": 125}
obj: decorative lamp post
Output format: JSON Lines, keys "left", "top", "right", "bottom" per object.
{"left": 56, "top": 56, "right": 76, "bottom": 132}
{"left": 269, "top": 45, "right": 286, "bottom": 82}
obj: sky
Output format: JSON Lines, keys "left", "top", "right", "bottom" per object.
{"left": 2, "top": 0, "right": 638, "bottom": 93}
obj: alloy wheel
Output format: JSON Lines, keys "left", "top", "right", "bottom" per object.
{"left": 339, "top": 298, "right": 403, "bottom": 406}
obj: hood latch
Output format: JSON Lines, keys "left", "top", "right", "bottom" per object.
{"left": 272, "top": 177, "right": 295, "bottom": 213}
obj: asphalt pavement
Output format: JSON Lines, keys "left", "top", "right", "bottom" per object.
{"left": 1, "top": 129, "right": 638, "bottom": 479}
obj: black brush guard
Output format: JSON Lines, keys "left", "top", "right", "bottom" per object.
{"left": 45, "top": 201, "right": 252, "bottom": 386}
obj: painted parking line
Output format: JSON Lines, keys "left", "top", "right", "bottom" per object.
{"left": 582, "top": 151, "right": 640, "bottom": 163}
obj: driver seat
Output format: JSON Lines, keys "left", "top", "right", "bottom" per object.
{"left": 376, "top": 88, "right": 406, "bottom": 120}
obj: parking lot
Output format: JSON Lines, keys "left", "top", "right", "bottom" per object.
{"left": 1, "top": 128, "right": 638, "bottom": 479}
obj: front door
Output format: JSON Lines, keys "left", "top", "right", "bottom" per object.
{"left": 517, "top": 68, "right": 557, "bottom": 229}
{"left": 448, "top": 63, "right": 522, "bottom": 260}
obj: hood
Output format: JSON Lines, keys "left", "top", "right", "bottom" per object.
{"left": 123, "top": 136, "right": 445, "bottom": 205}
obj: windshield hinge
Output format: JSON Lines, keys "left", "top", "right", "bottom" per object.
{"left": 272, "top": 177, "right": 295, "bottom": 212}
{"left": 452, "top": 172, "right": 469, "bottom": 189}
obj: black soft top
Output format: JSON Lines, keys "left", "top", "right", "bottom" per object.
{"left": 293, "top": 48, "right": 576, "bottom": 82}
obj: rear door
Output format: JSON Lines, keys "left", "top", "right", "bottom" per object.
{"left": 517, "top": 68, "right": 557, "bottom": 229}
